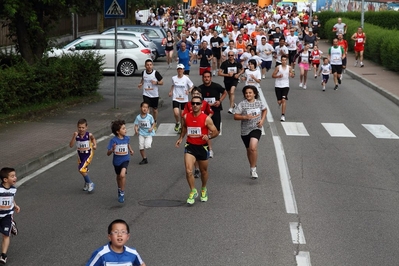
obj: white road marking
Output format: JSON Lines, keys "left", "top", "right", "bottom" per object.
{"left": 362, "top": 124, "right": 399, "bottom": 139}
{"left": 155, "top": 123, "right": 178, "bottom": 136}
{"left": 290, "top": 222, "right": 306, "bottom": 244}
{"left": 322, "top": 123, "right": 356, "bottom": 137}
{"left": 16, "top": 135, "right": 111, "bottom": 187}
{"left": 258, "top": 88, "right": 298, "bottom": 214}
{"left": 296, "top": 251, "right": 312, "bottom": 266}
{"left": 282, "top": 122, "right": 310, "bottom": 136}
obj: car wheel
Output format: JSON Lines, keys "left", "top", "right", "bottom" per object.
{"left": 154, "top": 52, "right": 159, "bottom": 62}
{"left": 118, "top": 59, "right": 136, "bottom": 76}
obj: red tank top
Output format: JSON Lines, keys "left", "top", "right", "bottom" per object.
{"left": 185, "top": 112, "right": 209, "bottom": 145}
{"left": 311, "top": 50, "right": 321, "bottom": 63}
{"left": 355, "top": 33, "right": 365, "bottom": 46}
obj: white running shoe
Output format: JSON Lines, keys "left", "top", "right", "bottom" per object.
{"left": 262, "top": 74, "right": 266, "bottom": 79}
{"left": 212, "top": 70, "right": 216, "bottom": 76}
{"left": 322, "top": 86, "right": 326, "bottom": 91}
{"left": 250, "top": 170, "right": 258, "bottom": 179}
{"left": 303, "top": 85, "right": 307, "bottom": 90}
{"left": 228, "top": 107, "right": 234, "bottom": 114}
{"left": 88, "top": 182, "right": 95, "bottom": 192}
{"left": 83, "top": 183, "right": 89, "bottom": 191}
{"left": 354, "top": 61, "right": 358, "bottom": 67}
{"left": 280, "top": 114, "right": 285, "bottom": 122}
{"left": 209, "top": 150, "right": 214, "bottom": 158}
{"left": 299, "top": 83, "right": 303, "bottom": 88}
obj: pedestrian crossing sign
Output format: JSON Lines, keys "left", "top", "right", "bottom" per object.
{"left": 104, "top": 0, "right": 126, "bottom": 19}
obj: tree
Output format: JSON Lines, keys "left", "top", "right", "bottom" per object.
{"left": 0, "top": 0, "right": 101, "bottom": 64}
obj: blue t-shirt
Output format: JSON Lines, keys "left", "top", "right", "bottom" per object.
{"left": 107, "top": 136, "right": 131, "bottom": 166}
{"left": 86, "top": 243, "right": 144, "bottom": 266}
{"left": 134, "top": 113, "right": 155, "bottom": 137}
{"left": 177, "top": 49, "right": 190, "bottom": 70}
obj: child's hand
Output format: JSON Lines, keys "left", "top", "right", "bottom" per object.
{"left": 14, "top": 205, "right": 20, "bottom": 213}
{"left": 112, "top": 143, "right": 116, "bottom": 152}
{"left": 130, "top": 150, "right": 134, "bottom": 155}
{"left": 73, "top": 132, "right": 78, "bottom": 137}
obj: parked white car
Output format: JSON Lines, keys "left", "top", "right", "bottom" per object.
{"left": 48, "top": 34, "right": 152, "bottom": 76}
{"left": 101, "top": 30, "right": 158, "bottom": 60}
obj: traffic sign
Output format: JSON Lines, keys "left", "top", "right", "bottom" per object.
{"left": 104, "top": 0, "right": 126, "bottom": 19}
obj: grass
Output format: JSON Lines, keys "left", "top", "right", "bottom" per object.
{"left": 0, "top": 92, "right": 103, "bottom": 127}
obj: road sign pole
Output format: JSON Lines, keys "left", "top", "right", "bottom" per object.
{"left": 114, "top": 19, "right": 118, "bottom": 109}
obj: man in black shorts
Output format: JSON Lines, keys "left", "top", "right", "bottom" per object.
{"left": 218, "top": 52, "right": 244, "bottom": 114}
{"left": 175, "top": 96, "right": 219, "bottom": 205}
{"left": 210, "top": 30, "right": 224, "bottom": 77}
{"left": 198, "top": 70, "right": 227, "bottom": 158}
{"left": 138, "top": 59, "right": 164, "bottom": 128}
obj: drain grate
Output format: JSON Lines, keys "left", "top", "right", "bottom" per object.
{"left": 138, "top": 199, "right": 186, "bottom": 207}
{"left": 362, "top": 73, "right": 377, "bottom": 75}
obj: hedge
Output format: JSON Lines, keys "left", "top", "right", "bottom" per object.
{"left": 316, "top": 11, "right": 399, "bottom": 39}
{"left": 0, "top": 52, "right": 103, "bottom": 114}
{"left": 324, "top": 18, "right": 399, "bottom": 71}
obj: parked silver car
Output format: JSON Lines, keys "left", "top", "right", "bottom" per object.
{"left": 48, "top": 34, "right": 152, "bottom": 76}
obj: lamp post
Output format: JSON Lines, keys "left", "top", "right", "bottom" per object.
{"left": 361, "top": 0, "right": 364, "bottom": 28}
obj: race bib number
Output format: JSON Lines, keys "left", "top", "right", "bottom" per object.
{"left": 227, "top": 67, "right": 237, "bottom": 74}
{"left": 114, "top": 144, "right": 128, "bottom": 155}
{"left": 144, "top": 82, "right": 153, "bottom": 90}
{"left": 140, "top": 121, "right": 151, "bottom": 128}
{"left": 238, "top": 48, "right": 244, "bottom": 53}
{"left": 247, "top": 108, "right": 260, "bottom": 116}
{"left": 309, "top": 43, "right": 313, "bottom": 48}
{"left": 0, "top": 196, "right": 12, "bottom": 210}
{"left": 194, "top": 45, "right": 199, "bottom": 50}
{"left": 212, "top": 42, "right": 218, "bottom": 47}
{"left": 302, "top": 58, "right": 308, "bottom": 63}
{"left": 357, "top": 38, "right": 363, "bottom": 43}
{"left": 105, "top": 263, "right": 133, "bottom": 266}
{"left": 313, "top": 21, "right": 318, "bottom": 25}
{"left": 187, "top": 127, "right": 202, "bottom": 137}
{"left": 167, "top": 43, "right": 173, "bottom": 47}
{"left": 204, "top": 97, "right": 216, "bottom": 104}
{"left": 76, "top": 140, "right": 90, "bottom": 151}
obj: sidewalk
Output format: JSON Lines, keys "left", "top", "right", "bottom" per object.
{"left": 1, "top": 39, "right": 398, "bottom": 180}
{"left": 317, "top": 39, "right": 399, "bottom": 106}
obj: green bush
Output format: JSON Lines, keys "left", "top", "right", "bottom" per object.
{"left": 0, "top": 52, "right": 103, "bottom": 114}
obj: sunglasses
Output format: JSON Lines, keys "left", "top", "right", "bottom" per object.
{"left": 191, "top": 102, "right": 202, "bottom": 106}
{"left": 228, "top": 54, "right": 234, "bottom": 56}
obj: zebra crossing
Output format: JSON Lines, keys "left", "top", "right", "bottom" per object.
{"left": 125, "top": 122, "right": 399, "bottom": 139}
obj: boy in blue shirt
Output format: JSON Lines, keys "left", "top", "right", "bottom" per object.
{"left": 86, "top": 219, "right": 146, "bottom": 266}
{"left": 107, "top": 120, "right": 134, "bottom": 203}
{"left": 134, "top": 102, "right": 155, "bottom": 165}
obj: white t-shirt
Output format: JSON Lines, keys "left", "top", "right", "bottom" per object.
{"left": 244, "top": 68, "right": 261, "bottom": 88}
{"left": 256, "top": 43, "right": 274, "bottom": 61}
{"left": 171, "top": 75, "right": 194, "bottom": 103}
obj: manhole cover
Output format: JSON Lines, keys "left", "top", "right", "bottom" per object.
{"left": 362, "top": 73, "right": 377, "bottom": 75}
{"left": 138, "top": 199, "right": 186, "bottom": 207}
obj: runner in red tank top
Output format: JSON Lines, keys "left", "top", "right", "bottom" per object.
{"left": 175, "top": 96, "right": 219, "bottom": 205}
{"left": 351, "top": 27, "right": 367, "bottom": 67}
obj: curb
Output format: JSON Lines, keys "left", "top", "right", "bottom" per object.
{"left": 15, "top": 111, "right": 137, "bottom": 179}
{"left": 345, "top": 69, "right": 399, "bottom": 107}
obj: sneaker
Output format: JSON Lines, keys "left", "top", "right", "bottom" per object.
{"left": 83, "top": 183, "right": 89, "bottom": 191}
{"left": 262, "top": 74, "right": 266, "bottom": 79}
{"left": 299, "top": 82, "right": 303, "bottom": 88}
{"left": 303, "top": 85, "right": 307, "bottom": 90}
{"left": 118, "top": 192, "right": 125, "bottom": 203}
{"left": 338, "top": 78, "right": 341, "bottom": 84}
{"left": 280, "top": 114, "right": 285, "bottom": 122}
{"left": 250, "top": 170, "right": 258, "bottom": 179}
{"left": 174, "top": 122, "right": 180, "bottom": 132}
{"left": 153, "top": 125, "right": 157, "bottom": 131}
{"left": 187, "top": 189, "right": 198, "bottom": 205}
{"left": 194, "top": 169, "right": 200, "bottom": 179}
{"left": 139, "top": 158, "right": 148, "bottom": 165}
{"left": 88, "top": 182, "right": 95, "bottom": 192}
{"left": 11, "top": 220, "right": 18, "bottom": 236}
{"left": 334, "top": 85, "right": 338, "bottom": 90}
{"left": 228, "top": 107, "right": 234, "bottom": 114}
{"left": 314, "top": 75, "right": 317, "bottom": 79}
{"left": 0, "top": 256, "right": 6, "bottom": 265}
{"left": 360, "top": 62, "right": 364, "bottom": 67}
{"left": 212, "top": 70, "right": 216, "bottom": 76}
{"left": 200, "top": 188, "right": 208, "bottom": 202}
{"left": 322, "top": 86, "right": 326, "bottom": 91}
{"left": 354, "top": 61, "right": 358, "bottom": 67}
{"left": 209, "top": 150, "right": 214, "bottom": 158}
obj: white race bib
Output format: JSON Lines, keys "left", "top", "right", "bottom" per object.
{"left": 114, "top": 144, "right": 128, "bottom": 155}
{"left": 187, "top": 127, "right": 202, "bottom": 137}
{"left": 204, "top": 97, "right": 216, "bottom": 104}
{"left": 76, "top": 140, "right": 90, "bottom": 151}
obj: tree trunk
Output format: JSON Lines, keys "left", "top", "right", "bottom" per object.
{"left": 15, "top": 14, "right": 35, "bottom": 65}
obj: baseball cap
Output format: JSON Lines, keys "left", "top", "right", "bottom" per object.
{"left": 176, "top": 63, "right": 185, "bottom": 69}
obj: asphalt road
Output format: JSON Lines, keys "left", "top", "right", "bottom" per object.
{"left": 11, "top": 57, "right": 399, "bottom": 266}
